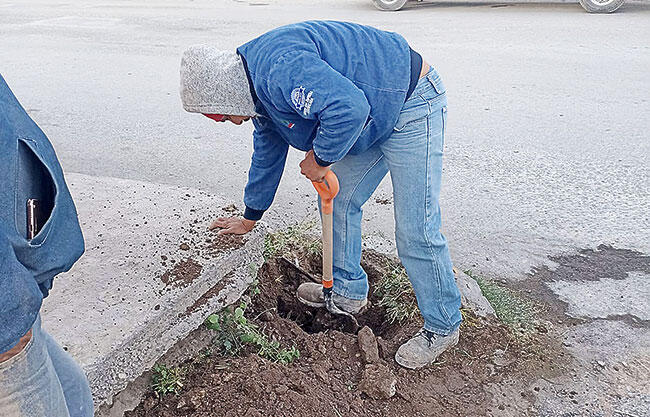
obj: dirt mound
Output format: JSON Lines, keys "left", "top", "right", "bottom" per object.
{"left": 128, "top": 250, "right": 564, "bottom": 417}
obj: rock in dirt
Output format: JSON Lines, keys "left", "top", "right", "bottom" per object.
{"left": 454, "top": 268, "right": 495, "bottom": 317}
{"left": 244, "top": 408, "right": 261, "bottom": 417}
{"left": 376, "top": 336, "right": 391, "bottom": 360}
{"left": 311, "top": 363, "right": 329, "bottom": 383}
{"left": 275, "top": 384, "right": 289, "bottom": 395}
{"left": 357, "top": 326, "right": 380, "bottom": 364}
{"left": 492, "top": 348, "right": 515, "bottom": 367}
{"left": 359, "top": 363, "right": 397, "bottom": 400}
{"left": 179, "top": 242, "right": 190, "bottom": 251}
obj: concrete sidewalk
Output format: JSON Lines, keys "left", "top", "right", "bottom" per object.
{"left": 41, "top": 173, "right": 265, "bottom": 411}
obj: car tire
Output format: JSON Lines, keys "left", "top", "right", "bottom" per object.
{"left": 372, "top": 0, "right": 408, "bottom": 11}
{"left": 578, "top": 0, "right": 625, "bottom": 13}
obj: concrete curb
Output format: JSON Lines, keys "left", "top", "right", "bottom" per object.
{"left": 41, "top": 173, "right": 266, "bottom": 411}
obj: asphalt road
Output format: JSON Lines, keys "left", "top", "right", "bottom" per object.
{"left": 2, "top": 0, "right": 648, "bottom": 281}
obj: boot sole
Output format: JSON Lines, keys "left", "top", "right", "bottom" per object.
{"left": 296, "top": 294, "right": 326, "bottom": 309}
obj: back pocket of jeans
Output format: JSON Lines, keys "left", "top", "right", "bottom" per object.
{"left": 15, "top": 138, "right": 57, "bottom": 244}
{"left": 393, "top": 100, "right": 429, "bottom": 132}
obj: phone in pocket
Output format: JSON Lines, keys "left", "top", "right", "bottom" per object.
{"left": 27, "top": 199, "right": 40, "bottom": 240}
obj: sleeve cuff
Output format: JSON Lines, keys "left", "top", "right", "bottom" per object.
{"left": 314, "top": 154, "right": 333, "bottom": 167}
{"left": 243, "top": 207, "right": 265, "bottom": 221}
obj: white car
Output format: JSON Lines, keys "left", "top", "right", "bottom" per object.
{"left": 372, "top": 0, "right": 626, "bottom": 13}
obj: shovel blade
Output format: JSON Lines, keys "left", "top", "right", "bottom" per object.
{"left": 324, "top": 293, "right": 360, "bottom": 331}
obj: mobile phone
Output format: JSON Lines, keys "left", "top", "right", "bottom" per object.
{"left": 27, "top": 199, "right": 39, "bottom": 240}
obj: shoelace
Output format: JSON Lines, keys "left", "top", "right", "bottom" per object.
{"left": 417, "top": 329, "right": 438, "bottom": 347}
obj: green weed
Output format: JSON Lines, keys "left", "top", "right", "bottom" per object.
{"left": 466, "top": 270, "right": 538, "bottom": 336}
{"left": 205, "top": 302, "right": 300, "bottom": 364}
{"left": 249, "top": 278, "right": 261, "bottom": 296}
{"left": 373, "top": 262, "right": 419, "bottom": 324}
{"left": 248, "top": 262, "right": 259, "bottom": 278}
{"left": 151, "top": 364, "right": 184, "bottom": 397}
{"left": 263, "top": 221, "right": 321, "bottom": 259}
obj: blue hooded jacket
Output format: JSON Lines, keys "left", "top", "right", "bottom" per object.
{"left": 0, "top": 74, "right": 84, "bottom": 354}
{"left": 236, "top": 21, "right": 415, "bottom": 220}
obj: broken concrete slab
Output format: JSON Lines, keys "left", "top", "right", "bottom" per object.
{"left": 41, "top": 173, "right": 266, "bottom": 411}
{"left": 453, "top": 268, "right": 496, "bottom": 318}
{"left": 97, "top": 324, "right": 217, "bottom": 417}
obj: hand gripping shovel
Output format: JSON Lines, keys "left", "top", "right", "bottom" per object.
{"left": 312, "top": 171, "right": 360, "bottom": 329}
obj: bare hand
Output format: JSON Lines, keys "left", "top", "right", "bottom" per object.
{"left": 300, "top": 150, "right": 330, "bottom": 182}
{"left": 209, "top": 216, "right": 256, "bottom": 235}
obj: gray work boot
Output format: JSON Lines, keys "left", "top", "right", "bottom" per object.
{"left": 296, "top": 282, "right": 367, "bottom": 314}
{"left": 395, "top": 328, "right": 460, "bottom": 369}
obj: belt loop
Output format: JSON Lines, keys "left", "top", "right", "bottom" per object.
{"left": 427, "top": 70, "right": 444, "bottom": 95}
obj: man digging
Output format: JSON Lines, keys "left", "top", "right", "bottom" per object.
{"left": 180, "top": 21, "right": 462, "bottom": 369}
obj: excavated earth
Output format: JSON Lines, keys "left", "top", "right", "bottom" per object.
{"left": 127, "top": 249, "right": 567, "bottom": 417}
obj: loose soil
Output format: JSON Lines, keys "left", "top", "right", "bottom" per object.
{"left": 129, "top": 248, "right": 567, "bottom": 417}
{"left": 206, "top": 234, "right": 246, "bottom": 255}
{"left": 160, "top": 258, "right": 203, "bottom": 289}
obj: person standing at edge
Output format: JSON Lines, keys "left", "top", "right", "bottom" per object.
{"left": 0, "top": 74, "right": 94, "bottom": 417}
{"left": 180, "top": 21, "right": 462, "bottom": 369}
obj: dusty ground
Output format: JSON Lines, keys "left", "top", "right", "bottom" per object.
{"left": 127, "top": 247, "right": 567, "bottom": 417}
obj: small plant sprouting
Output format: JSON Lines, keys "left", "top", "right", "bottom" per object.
{"left": 151, "top": 364, "right": 184, "bottom": 397}
{"left": 205, "top": 302, "right": 300, "bottom": 364}
{"left": 248, "top": 262, "right": 259, "bottom": 278}
{"left": 250, "top": 278, "right": 261, "bottom": 296}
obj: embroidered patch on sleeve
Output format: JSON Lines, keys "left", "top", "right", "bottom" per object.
{"left": 291, "top": 86, "right": 314, "bottom": 116}
{"left": 291, "top": 86, "right": 305, "bottom": 110}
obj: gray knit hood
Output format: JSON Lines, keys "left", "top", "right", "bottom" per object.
{"left": 179, "top": 46, "right": 256, "bottom": 116}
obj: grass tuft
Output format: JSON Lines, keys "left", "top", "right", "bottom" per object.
{"left": 460, "top": 308, "right": 484, "bottom": 330}
{"left": 151, "top": 364, "right": 184, "bottom": 397}
{"left": 205, "top": 302, "right": 299, "bottom": 364}
{"left": 373, "top": 261, "right": 419, "bottom": 324}
{"left": 466, "top": 270, "right": 539, "bottom": 336}
{"left": 263, "top": 221, "right": 321, "bottom": 259}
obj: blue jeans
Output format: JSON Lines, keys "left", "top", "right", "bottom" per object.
{"left": 329, "top": 67, "right": 462, "bottom": 335}
{"left": 0, "top": 315, "right": 93, "bottom": 417}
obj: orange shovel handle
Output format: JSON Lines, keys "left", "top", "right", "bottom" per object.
{"left": 311, "top": 171, "right": 339, "bottom": 214}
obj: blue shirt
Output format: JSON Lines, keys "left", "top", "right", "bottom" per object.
{"left": 237, "top": 21, "right": 414, "bottom": 220}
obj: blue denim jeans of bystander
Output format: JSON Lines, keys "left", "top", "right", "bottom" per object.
{"left": 0, "top": 315, "right": 93, "bottom": 417}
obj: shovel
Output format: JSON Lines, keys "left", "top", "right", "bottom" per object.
{"left": 312, "top": 171, "right": 360, "bottom": 329}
